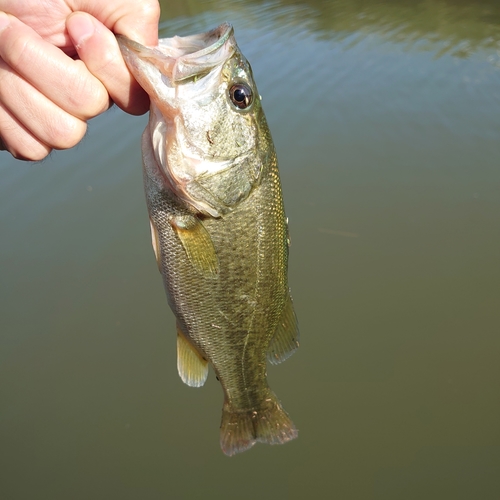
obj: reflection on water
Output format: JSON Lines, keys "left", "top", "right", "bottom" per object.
{"left": 161, "top": 0, "right": 500, "bottom": 58}
{"left": 1, "top": 0, "right": 500, "bottom": 499}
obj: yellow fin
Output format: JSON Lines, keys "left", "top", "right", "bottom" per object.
{"left": 267, "top": 293, "right": 299, "bottom": 365}
{"left": 149, "top": 217, "right": 162, "bottom": 272}
{"left": 170, "top": 215, "right": 219, "bottom": 277}
{"left": 177, "top": 324, "right": 209, "bottom": 388}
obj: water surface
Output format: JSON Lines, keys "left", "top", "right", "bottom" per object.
{"left": 1, "top": 0, "right": 500, "bottom": 498}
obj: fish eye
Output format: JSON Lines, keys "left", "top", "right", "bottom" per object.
{"left": 229, "top": 83, "right": 253, "bottom": 110}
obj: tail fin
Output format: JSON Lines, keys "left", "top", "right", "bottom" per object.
{"left": 220, "top": 392, "right": 298, "bottom": 456}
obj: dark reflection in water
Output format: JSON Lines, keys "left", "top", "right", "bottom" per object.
{"left": 161, "top": 0, "right": 500, "bottom": 57}
{"left": 1, "top": 0, "right": 500, "bottom": 499}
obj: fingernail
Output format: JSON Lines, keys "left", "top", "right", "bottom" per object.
{"left": 0, "top": 11, "right": 11, "bottom": 32}
{"left": 67, "top": 13, "right": 96, "bottom": 49}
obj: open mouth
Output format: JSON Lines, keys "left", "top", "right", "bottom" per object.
{"left": 117, "top": 23, "right": 236, "bottom": 86}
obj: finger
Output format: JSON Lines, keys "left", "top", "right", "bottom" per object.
{"left": 112, "top": 1, "right": 160, "bottom": 46}
{"left": 0, "top": 12, "right": 109, "bottom": 120}
{"left": 74, "top": 1, "right": 161, "bottom": 47}
{"left": 0, "top": 104, "right": 51, "bottom": 161}
{"left": 0, "top": 58, "right": 87, "bottom": 152}
{"left": 67, "top": 12, "right": 150, "bottom": 115}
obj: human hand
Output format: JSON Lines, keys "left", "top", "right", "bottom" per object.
{"left": 0, "top": 0, "right": 160, "bottom": 161}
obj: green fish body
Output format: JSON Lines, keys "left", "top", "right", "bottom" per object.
{"left": 118, "top": 24, "right": 299, "bottom": 456}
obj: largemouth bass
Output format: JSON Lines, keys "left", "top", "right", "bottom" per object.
{"left": 117, "top": 23, "right": 299, "bottom": 456}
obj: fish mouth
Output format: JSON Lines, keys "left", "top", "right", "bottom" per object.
{"left": 116, "top": 23, "right": 235, "bottom": 94}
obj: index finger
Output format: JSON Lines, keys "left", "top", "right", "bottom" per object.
{"left": 0, "top": 12, "right": 109, "bottom": 120}
{"left": 67, "top": 0, "right": 161, "bottom": 47}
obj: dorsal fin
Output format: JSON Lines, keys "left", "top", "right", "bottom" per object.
{"left": 267, "top": 293, "right": 299, "bottom": 365}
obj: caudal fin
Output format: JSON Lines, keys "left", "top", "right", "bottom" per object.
{"left": 220, "top": 392, "right": 298, "bottom": 456}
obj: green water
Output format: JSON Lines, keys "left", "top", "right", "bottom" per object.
{"left": 1, "top": 0, "right": 500, "bottom": 498}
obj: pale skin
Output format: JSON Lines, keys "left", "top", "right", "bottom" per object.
{"left": 0, "top": 0, "right": 160, "bottom": 161}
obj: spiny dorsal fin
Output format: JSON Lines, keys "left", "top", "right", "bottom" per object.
{"left": 267, "top": 293, "right": 299, "bottom": 365}
{"left": 170, "top": 214, "right": 219, "bottom": 277}
{"left": 177, "top": 323, "right": 209, "bottom": 387}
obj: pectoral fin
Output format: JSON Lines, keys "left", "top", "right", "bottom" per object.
{"left": 170, "top": 215, "right": 219, "bottom": 277}
{"left": 267, "top": 293, "right": 299, "bottom": 365}
{"left": 177, "top": 323, "right": 209, "bottom": 387}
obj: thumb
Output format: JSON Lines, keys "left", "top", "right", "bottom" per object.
{"left": 67, "top": 12, "right": 150, "bottom": 115}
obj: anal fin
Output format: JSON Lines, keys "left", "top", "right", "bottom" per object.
{"left": 177, "top": 323, "right": 209, "bottom": 388}
{"left": 170, "top": 214, "right": 219, "bottom": 278}
{"left": 267, "top": 292, "right": 299, "bottom": 365}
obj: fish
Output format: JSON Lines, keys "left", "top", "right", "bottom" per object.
{"left": 117, "top": 23, "right": 299, "bottom": 456}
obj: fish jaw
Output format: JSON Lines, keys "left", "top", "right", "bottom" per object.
{"left": 116, "top": 23, "right": 235, "bottom": 104}
{"left": 118, "top": 24, "right": 264, "bottom": 217}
